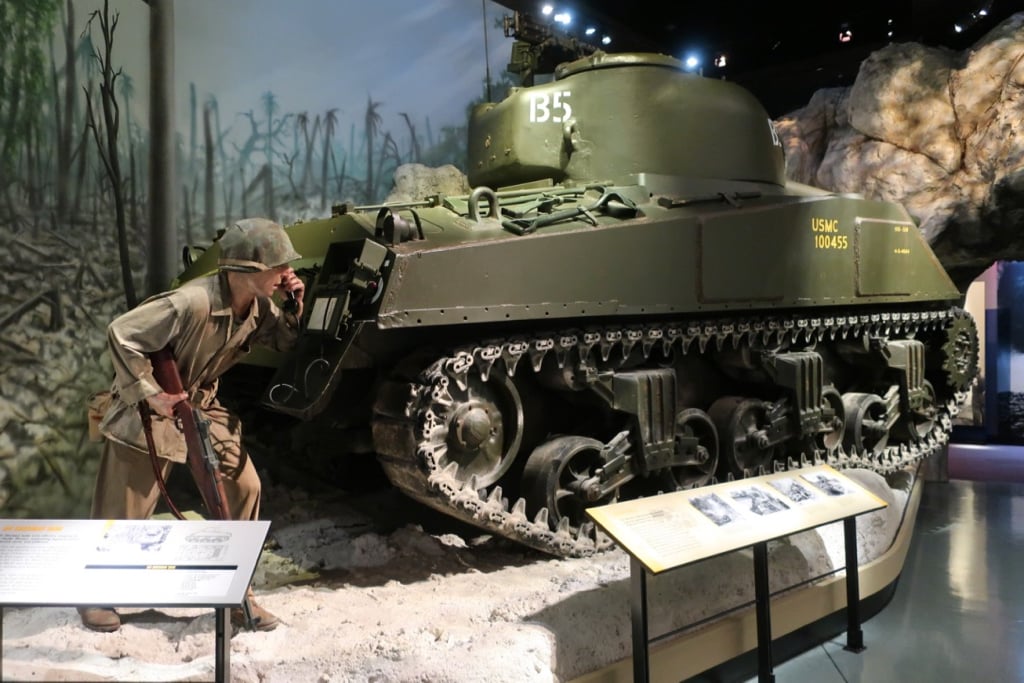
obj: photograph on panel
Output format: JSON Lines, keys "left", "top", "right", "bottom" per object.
{"left": 690, "top": 492, "right": 740, "bottom": 526}
{"left": 728, "top": 486, "right": 791, "bottom": 516}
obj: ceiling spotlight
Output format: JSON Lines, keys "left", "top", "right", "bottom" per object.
{"left": 685, "top": 55, "right": 700, "bottom": 70}
{"left": 601, "top": 35, "right": 611, "bottom": 45}
{"left": 954, "top": 23, "right": 963, "bottom": 33}
{"left": 838, "top": 28, "right": 853, "bottom": 43}
{"left": 585, "top": 26, "right": 596, "bottom": 36}
{"left": 553, "top": 11, "right": 571, "bottom": 26}
{"left": 978, "top": 8, "right": 988, "bottom": 16}
{"left": 541, "top": 4, "right": 553, "bottom": 16}
{"left": 714, "top": 54, "right": 727, "bottom": 68}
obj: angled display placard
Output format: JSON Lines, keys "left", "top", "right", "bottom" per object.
{"left": 586, "top": 464, "right": 887, "bottom": 574}
{"left": 0, "top": 519, "right": 269, "bottom": 607}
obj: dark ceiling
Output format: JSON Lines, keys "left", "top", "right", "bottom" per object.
{"left": 494, "top": 1, "right": 1023, "bottom": 116}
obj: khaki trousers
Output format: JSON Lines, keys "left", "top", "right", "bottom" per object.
{"left": 90, "top": 402, "right": 261, "bottom": 521}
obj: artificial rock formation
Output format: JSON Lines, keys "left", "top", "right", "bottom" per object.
{"left": 385, "top": 163, "right": 471, "bottom": 203}
{"left": 775, "top": 12, "right": 1024, "bottom": 289}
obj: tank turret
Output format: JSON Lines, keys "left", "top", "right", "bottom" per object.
{"left": 468, "top": 52, "right": 784, "bottom": 189}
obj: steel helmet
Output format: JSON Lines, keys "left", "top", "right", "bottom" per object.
{"left": 217, "top": 218, "right": 302, "bottom": 272}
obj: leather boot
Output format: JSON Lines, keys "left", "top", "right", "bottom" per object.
{"left": 78, "top": 607, "right": 121, "bottom": 632}
{"left": 231, "top": 593, "right": 280, "bottom": 631}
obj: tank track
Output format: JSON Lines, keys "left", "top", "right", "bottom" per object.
{"left": 373, "top": 307, "right": 973, "bottom": 558}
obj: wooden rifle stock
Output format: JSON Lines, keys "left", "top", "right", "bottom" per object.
{"left": 149, "top": 347, "right": 232, "bottom": 521}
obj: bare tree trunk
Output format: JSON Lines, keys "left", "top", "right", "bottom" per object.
{"left": 56, "top": 0, "right": 75, "bottom": 223}
{"left": 85, "top": 0, "right": 134, "bottom": 308}
{"left": 264, "top": 165, "right": 272, "bottom": 218}
{"left": 239, "top": 163, "right": 247, "bottom": 217}
{"left": 129, "top": 142, "right": 138, "bottom": 236}
{"left": 222, "top": 168, "right": 234, "bottom": 226}
{"left": 27, "top": 124, "right": 39, "bottom": 213}
{"left": 212, "top": 99, "right": 232, "bottom": 226}
{"left": 188, "top": 81, "right": 196, "bottom": 184}
{"left": 182, "top": 183, "right": 192, "bottom": 244}
{"left": 71, "top": 115, "right": 88, "bottom": 219}
{"left": 265, "top": 101, "right": 276, "bottom": 221}
{"left": 320, "top": 132, "right": 331, "bottom": 210}
{"left": 203, "top": 101, "right": 214, "bottom": 236}
{"left": 148, "top": 0, "right": 176, "bottom": 296}
{"left": 91, "top": 173, "right": 99, "bottom": 233}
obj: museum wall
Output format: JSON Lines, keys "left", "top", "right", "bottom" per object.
{"left": 0, "top": 0, "right": 512, "bottom": 518}
{"left": 2, "top": 6, "right": 1024, "bottom": 519}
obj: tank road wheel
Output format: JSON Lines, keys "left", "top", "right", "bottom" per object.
{"left": 817, "top": 386, "right": 846, "bottom": 453}
{"left": 842, "top": 392, "right": 890, "bottom": 456}
{"left": 709, "top": 397, "right": 781, "bottom": 479}
{"left": 436, "top": 373, "right": 525, "bottom": 488}
{"left": 662, "top": 408, "right": 719, "bottom": 489}
{"left": 894, "top": 379, "right": 937, "bottom": 442}
{"left": 521, "top": 436, "right": 617, "bottom": 530}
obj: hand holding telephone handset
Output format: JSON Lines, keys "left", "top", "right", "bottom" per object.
{"left": 279, "top": 269, "right": 302, "bottom": 314}
{"left": 283, "top": 289, "right": 299, "bottom": 314}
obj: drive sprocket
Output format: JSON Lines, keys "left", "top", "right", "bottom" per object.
{"left": 941, "top": 307, "right": 979, "bottom": 393}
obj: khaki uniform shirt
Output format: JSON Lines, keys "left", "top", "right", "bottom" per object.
{"left": 99, "top": 273, "right": 299, "bottom": 461}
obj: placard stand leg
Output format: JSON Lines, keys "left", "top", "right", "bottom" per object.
{"left": 843, "top": 516, "right": 866, "bottom": 652}
{"left": 215, "top": 607, "right": 231, "bottom": 683}
{"left": 630, "top": 556, "right": 650, "bottom": 683}
{"left": 753, "top": 541, "right": 775, "bottom": 683}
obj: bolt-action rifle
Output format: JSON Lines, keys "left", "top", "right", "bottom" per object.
{"left": 143, "top": 345, "right": 256, "bottom": 629}
{"left": 148, "top": 346, "right": 231, "bottom": 520}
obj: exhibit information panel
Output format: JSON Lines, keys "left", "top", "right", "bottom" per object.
{"left": 0, "top": 519, "right": 270, "bottom": 607}
{"left": 587, "top": 464, "right": 887, "bottom": 573}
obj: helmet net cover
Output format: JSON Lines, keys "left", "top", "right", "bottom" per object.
{"left": 218, "top": 218, "right": 302, "bottom": 272}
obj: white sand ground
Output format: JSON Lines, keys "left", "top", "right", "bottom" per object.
{"left": 0, "top": 469, "right": 909, "bottom": 682}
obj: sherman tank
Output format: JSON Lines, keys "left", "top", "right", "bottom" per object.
{"left": 176, "top": 52, "right": 978, "bottom": 558}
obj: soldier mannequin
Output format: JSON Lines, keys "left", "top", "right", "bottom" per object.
{"left": 80, "top": 218, "right": 304, "bottom": 632}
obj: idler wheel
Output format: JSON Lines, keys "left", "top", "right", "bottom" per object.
{"left": 436, "top": 372, "right": 524, "bottom": 488}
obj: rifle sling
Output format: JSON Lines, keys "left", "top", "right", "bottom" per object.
{"left": 139, "top": 402, "right": 187, "bottom": 520}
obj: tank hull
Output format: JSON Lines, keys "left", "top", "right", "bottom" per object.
{"left": 178, "top": 53, "right": 977, "bottom": 557}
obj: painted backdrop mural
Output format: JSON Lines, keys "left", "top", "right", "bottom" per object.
{"left": 0, "top": 0, "right": 516, "bottom": 518}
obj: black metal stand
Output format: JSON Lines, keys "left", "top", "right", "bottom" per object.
{"left": 215, "top": 606, "right": 232, "bottom": 683}
{"left": 843, "top": 516, "right": 866, "bottom": 652}
{"left": 625, "top": 517, "right": 870, "bottom": 683}
{"left": 631, "top": 556, "right": 650, "bottom": 683}
{"left": 753, "top": 541, "right": 776, "bottom": 683}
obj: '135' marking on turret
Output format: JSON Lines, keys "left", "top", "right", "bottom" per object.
{"left": 529, "top": 91, "right": 573, "bottom": 123}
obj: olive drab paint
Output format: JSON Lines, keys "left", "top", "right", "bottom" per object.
{"left": 173, "top": 52, "right": 977, "bottom": 558}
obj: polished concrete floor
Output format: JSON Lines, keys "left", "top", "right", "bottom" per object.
{"left": 742, "top": 445, "right": 1024, "bottom": 683}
